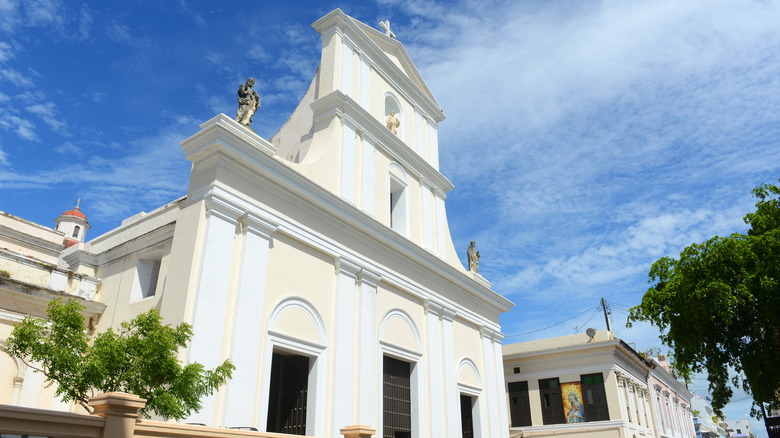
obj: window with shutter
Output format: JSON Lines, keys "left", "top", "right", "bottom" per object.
{"left": 580, "top": 373, "right": 609, "bottom": 421}
{"left": 539, "top": 378, "right": 565, "bottom": 425}
{"left": 508, "top": 381, "right": 532, "bottom": 427}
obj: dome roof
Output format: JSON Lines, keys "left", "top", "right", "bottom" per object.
{"left": 59, "top": 206, "right": 87, "bottom": 221}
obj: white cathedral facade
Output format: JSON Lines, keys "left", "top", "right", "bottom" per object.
{"left": 1, "top": 9, "right": 513, "bottom": 438}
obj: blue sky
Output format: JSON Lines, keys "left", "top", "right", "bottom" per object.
{"left": 1, "top": 0, "right": 778, "bottom": 434}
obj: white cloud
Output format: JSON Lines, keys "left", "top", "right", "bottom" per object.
{"left": 26, "top": 102, "right": 68, "bottom": 134}
{"left": 78, "top": 4, "right": 93, "bottom": 40}
{"left": 0, "top": 66, "right": 34, "bottom": 87}
{"left": 178, "top": 0, "right": 206, "bottom": 28}
{"left": 0, "top": 41, "right": 13, "bottom": 61}
{"left": 0, "top": 0, "right": 66, "bottom": 33}
{"left": 106, "top": 22, "right": 136, "bottom": 46}
{"left": 248, "top": 45, "right": 269, "bottom": 62}
{"left": 0, "top": 114, "right": 38, "bottom": 141}
{"left": 0, "top": 123, "right": 191, "bottom": 222}
{"left": 0, "top": 144, "right": 8, "bottom": 166}
{"left": 53, "top": 141, "right": 81, "bottom": 155}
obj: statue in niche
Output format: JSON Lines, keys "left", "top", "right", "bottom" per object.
{"left": 386, "top": 110, "right": 400, "bottom": 135}
{"left": 236, "top": 78, "right": 260, "bottom": 128}
{"left": 467, "top": 240, "right": 480, "bottom": 273}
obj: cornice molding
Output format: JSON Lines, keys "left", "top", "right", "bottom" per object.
{"left": 204, "top": 192, "right": 244, "bottom": 224}
{"left": 423, "top": 299, "right": 443, "bottom": 316}
{"left": 335, "top": 256, "right": 361, "bottom": 278}
{"left": 240, "top": 212, "right": 278, "bottom": 239}
{"left": 358, "top": 268, "right": 381, "bottom": 288}
{"left": 0, "top": 224, "right": 64, "bottom": 259}
{"left": 78, "top": 222, "right": 176, "bottom": 268}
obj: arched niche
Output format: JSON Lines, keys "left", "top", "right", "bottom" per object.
{"left": 383, "top": 92, "right": 403, "bottom": 137}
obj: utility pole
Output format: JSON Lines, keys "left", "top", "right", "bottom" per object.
{"left": 601, "top": 298, "right": 612, "bottom": 333}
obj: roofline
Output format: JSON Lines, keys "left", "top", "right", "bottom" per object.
{"left": 312, "top": 9, "right": 445, "bottom": 124}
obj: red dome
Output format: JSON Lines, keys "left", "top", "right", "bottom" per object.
{"left": 60, "top": 207, "right": 87, "bottom": 220}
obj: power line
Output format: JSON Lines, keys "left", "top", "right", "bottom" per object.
{"left": 579, "top": 308, "right": 601, "bottom": 329}
{"left": 604, "top": 299, "right": 634, "bottom": 311}
{"left": 505, "top": 306, "right": 600, "bottom": 338}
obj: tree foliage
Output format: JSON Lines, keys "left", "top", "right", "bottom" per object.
{"left": 628, "top": 182, "right": 780, "bottom": 418}
{"left": 6, "top": 299, "right": 234, "bottom": 420}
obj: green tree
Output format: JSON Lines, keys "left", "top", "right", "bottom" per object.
{"left": 6, "top": 299, "right": 234, "bottom": 420}
{"left": 628, "top": 182, "right": 780, "bottom": 418}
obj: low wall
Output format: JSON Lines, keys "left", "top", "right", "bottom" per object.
{"left": 0, "top": 392, "right": 376, "bottom": 438}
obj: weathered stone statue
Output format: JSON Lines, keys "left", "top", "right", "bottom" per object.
{"left": 236, "top": 78, "right": 260, "bottom": 128}
{"left": 467, "top": 240, "right": 480, "bottom": 273}
{"left": 386, "top": 110, "right": 400, "bottom": 135}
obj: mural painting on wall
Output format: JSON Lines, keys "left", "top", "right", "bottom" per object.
{"left": 561, "top": 382, "right": 586, "bottom": 423}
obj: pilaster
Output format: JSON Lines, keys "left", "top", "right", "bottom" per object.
{"left": 433, "top": 189, "right": 447, "bottom": 256}
{"left": 186, "top": 195, "right": 242, "bottom": 426}
{"left": 332, "top": 256, "right": 361, "bottom": 436}
{"left": 480, "top": 327, "right": 500, "bottom": 438}
{"left": 420, "top": 179, "right": 434, "bottom": 251}
{"left": 357, "top": 268, "right": 381, "bottom": 427}
{"left": 490, "top": 331, "right": 510, "bottom": 438}
{"left": 440, "top": 307, "right": 458, "bottom": 437}
{"left": 423, "top": 300, "right": 445, "bottom": 436}
{"left": 223, "top": 212, "right": 277, "bottom": 428}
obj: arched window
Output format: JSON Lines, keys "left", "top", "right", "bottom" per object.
{"left": 259, "top": 298, "right": 328, "bottom": 436}
{"left": 379, "top": 309, "right": 423, "bottom": 438}
{"left": 72, "top": 225, "right": 80, "bottom": 238}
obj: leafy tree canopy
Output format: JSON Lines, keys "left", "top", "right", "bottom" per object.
{"left": 6, "top": 299, "right": 234, "bottom": 420}
{"left": 629, "top": 182, "right": 780, "bottom": 418}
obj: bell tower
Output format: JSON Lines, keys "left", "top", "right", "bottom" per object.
{"left": 55, "top": 199, "right": 90, "bottom": 247}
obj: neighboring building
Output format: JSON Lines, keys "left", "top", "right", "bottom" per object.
{"left": 3, "top": 9, "right": 514, "bottom": 438}
{"left": 767, "top": 406, "right": 780, "bottom": 438}
{"left": 502, "top": 330, "right": 657, "bottom": 438}
{"left": 691, "top": 395, "right": 728, "bottom": 438}
{"left": 649, "top": 354, "right": 696, "bottom": 438}
{"left": 723, "top": 419, "right": 755, "bottom": 438}
{"left": 0, "top": 209, "right": 103, "bottom": 410}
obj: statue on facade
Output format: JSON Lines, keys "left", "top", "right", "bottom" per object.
{"left": 386, "top": 110, "right": 400, "bottom": 135}
{"left": 467, "top": 240, "right": 480, "bottom": 273}
{"left": 236, "top": 78, "right": 260, "bottom": 128}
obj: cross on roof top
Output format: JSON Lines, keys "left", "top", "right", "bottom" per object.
{"left": 379, "top": 20, "right": 396, "bottom": 39}
{"left": 75, "top": 198, "right": 81, "bottom": 209}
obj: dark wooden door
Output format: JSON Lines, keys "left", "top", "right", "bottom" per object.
{"left": 460, "top": 394, "right": 475, "bottom": 438}
{"left": 267, "top": 352, "right": 309, "bottom": 435}
{"left": 383, "top": 355, "right": 412, "bottom": 438}
{"left": 508, "top": 381, "right": 532, "bottom": 427}
{"left": 539, "top": 378, "right": 564, "bottom": 425}
{"left": 582, "top": 373, "right": 610, "bottom": 421}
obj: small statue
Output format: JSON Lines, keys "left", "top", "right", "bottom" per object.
{"left": 467, "top": 240, "right": 480, "bottom": 273}
{"left": 386, "top": 110, "right": 400, "bottom": 135}
{"left": 236, "top": 78, "right": 260, "bottom": 128}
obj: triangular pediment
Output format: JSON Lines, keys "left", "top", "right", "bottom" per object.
{"left": 349, "top": 17, "right": 439, "bottom": 109}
